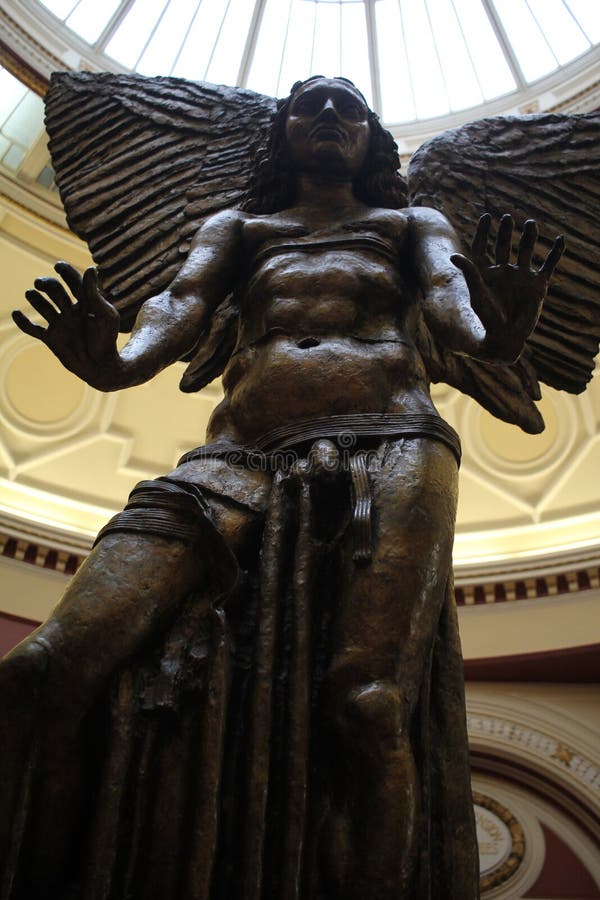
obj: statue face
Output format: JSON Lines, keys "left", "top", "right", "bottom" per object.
{"left": 284, "top": 78, "right": 370, "bottom": 179}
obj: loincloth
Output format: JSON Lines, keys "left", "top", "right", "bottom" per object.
{"left": 96, "top": 412, "right": 460, "bottom": 564}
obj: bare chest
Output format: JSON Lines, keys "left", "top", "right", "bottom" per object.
{"left": 239, "top": 208, "right": 412, "bottom": 333}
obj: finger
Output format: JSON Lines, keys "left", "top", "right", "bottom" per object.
{"left": 33, "top": 276, "right": 72, "bottom": 312}
{"left": 495, "top": 214, "right": 513, "bottom": 265}
{"left": 517, "top": 219, "right": 538, "bottom": 269}
{"left": 539, "top": 234, "right": 565, "bottom": 279}
{"left": 54, "top": 261, "right": 83, "bottom": 300}
{"left": 451, "top": 253, "right": 483, "bottom": 295}
{"left": 451, "top": 253, "right": 477, "bottom": 278}
{"left": 471, "top": 213, "right": 491, "bottom": 264}
{"left": 12, "top": 309, "right": 48, "bottom": 341}
{"left": 24, "top": 289, "right": 59, "bottom": 323}
{"left": 82, "top": 267, "right": 109, "bottom": 314}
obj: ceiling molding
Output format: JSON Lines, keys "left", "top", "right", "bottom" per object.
{"left": 0, "top": 39, "right": 48, "bottom": 96}
{"left": 467, "top": 700, "right": 600, "bottom": 833}
{"left": 2, "top": 513, "right": 598, "bottom": 611}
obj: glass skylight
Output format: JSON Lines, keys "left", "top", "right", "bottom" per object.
{"left": 35, "top": 0, "right": 600, "bottom": 124}
{"left": 64, "top": 0, "right": 123, "bottom": 44}
{"left": 0, "top": 67, "right": 45, "bottom": 172}
{"left": 248, "top": 0, "right": 373, "bottom": 104}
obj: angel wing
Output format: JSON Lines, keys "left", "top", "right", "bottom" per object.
{"left": 45, "top": 71, "right": 276, "bottom": 388}
{"left": 408, "top": 111, "right": 600, "bottom": 432}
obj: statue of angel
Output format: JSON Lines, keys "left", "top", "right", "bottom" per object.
{"left": 1, "top": 72, "right": 598, "bottom": 900}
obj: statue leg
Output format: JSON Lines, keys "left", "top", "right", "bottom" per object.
{"left": 0, "top": 531, "right": 208, "bottom": 891}
{"left": 0, "top": 478, "right": 257, "bottom": 893}
{"left": 319, "top": 438, "right": 459, "bottom": 900}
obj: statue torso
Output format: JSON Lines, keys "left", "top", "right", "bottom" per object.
{"left": 207, "top": 205, "right": 437, "bottom": 443}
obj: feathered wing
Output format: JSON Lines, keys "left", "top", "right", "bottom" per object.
{"left": 408, "top": 111, "right": 600, "bottom": 432}
{"left": 45, "top": 71, "right": 276, "bottom": 387}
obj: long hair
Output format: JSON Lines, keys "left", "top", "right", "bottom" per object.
{"left": 242, "top": 77, "right": 408, "bottom": 213}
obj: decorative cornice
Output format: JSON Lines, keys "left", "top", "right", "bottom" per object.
{"left": 471, "top": 751, "right": 600, "bottom": 849}
{"left": 455, "top": 564, "right": 600, "bottom": 606}
{"left": 0, "top": 8, "right": 64, "bottom": 83}
{"left": 468, "top": 697, "right": 600, "bottom": 843}
{"left": 0, "top": 39, "right": 48, "bottom": 96}
{"left": 1, "top": 524, "right": 599, "bottom": 610}
{"left": 468, "top": 713, "right": 600, "bottom": 799}
{"left": 549, "top": 78, "right": 600, "bottom": 114}
{"left": 1, "top": 532, "right": 82, "bottom": 575}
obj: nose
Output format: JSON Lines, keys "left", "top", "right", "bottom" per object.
{"left": 318, "top": 98, "right": 339, "bottom": 119}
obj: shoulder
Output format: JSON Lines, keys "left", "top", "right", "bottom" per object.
{"left": 357, "top": 206, "right": 410, "bottom": 239}
{"left": 405, "top": 206, "right": 454, "bottom": 236}
{"left": 198, "top": 207, "right": 251, "bottom": 234}
{"left": 187, "top": 208, "right": 253, "bottom": 254}
{"left": 376, "top": 207, "right": 409, "bottom": 224}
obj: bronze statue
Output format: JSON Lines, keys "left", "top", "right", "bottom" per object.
{"left": 1, "top": 73, "right": 598, "bottom": 900}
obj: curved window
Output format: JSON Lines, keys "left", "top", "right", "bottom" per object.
{"left": 37, "top": 0, "right": 599, "bottom": 123}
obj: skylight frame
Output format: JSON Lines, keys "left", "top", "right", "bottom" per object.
{"left": 16, "top": 0, "right": 600, "bottom": 128}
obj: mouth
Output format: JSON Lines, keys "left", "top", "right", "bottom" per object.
{"left": 310, "top": 126, "right": 346, "bottom": 143}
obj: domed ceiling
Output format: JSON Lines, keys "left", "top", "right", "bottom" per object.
{"left": 34, "top": 0, "right": 600, "bottom": 125}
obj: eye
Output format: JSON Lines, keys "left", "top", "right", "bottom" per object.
{"left": 293, "top": 96, "right": 318, "bottom": 115}
{"left": 342, "top": 103, "right": 363, "bottom": 121}
{"left": 337, "top": 98, "right": 366, "bottom": 121}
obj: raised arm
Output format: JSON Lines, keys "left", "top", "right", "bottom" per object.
{"left": 12, "top": 209, "right": 245, "bottom": 391}
{"left": 408, "top": 206, "right": 563, "bottom": 363}
{"left": 408, "top": 206, "right": 485, "bottom": 357}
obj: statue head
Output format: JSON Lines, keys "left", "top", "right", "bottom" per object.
{"left": 243, "top": 76, "right": 408, "bottom": 213}
{"left": 284, "top": 77, "right": 371, "bottom": 181}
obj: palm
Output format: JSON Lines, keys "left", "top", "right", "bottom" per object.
{"left": 12, "top": 263, "right": 120, "bottom": 385}
{"left": 451, "top": 214, "right": 564, "bottom": 362}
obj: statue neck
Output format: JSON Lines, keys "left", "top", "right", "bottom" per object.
{"left": 293, "top": 173, "right": 359, "bottom": 210}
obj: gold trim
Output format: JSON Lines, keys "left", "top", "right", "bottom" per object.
{"left": 473, "top": 791, "right": 526, "bottom": 893}
{"left": 549, "top": 78, "right": 600, "bottom": 113}
{"left": 0, "top": 40, "right": 49, "bottom": 98}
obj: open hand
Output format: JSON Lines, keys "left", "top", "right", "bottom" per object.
{"left": 451, "top": 214, "right": 564, "bottom": 362}
{"left": 12, "top": 263, "right": 121, "bottom": 388}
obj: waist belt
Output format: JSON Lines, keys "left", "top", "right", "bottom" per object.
{"left": 179, "top": 413, "right": 460, "bottom": 565}
{"left": 253, "top": 412, "right": 461, "bottom": 464}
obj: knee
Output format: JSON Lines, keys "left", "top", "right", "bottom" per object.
{"left": 1, "top": 636, "right": 50, "bottom": 711}
{"left": 331, "top": 680, "right": 404, "bottom": 759}
{"left": 2, "top": 631, "right": 100, "bottom": 733}
{"left": 2, "top": 634, "right": 50, "bottom": 673}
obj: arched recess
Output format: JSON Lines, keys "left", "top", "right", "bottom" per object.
{"left": 467, "top": 685, "right": 600, "bottom": 897}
